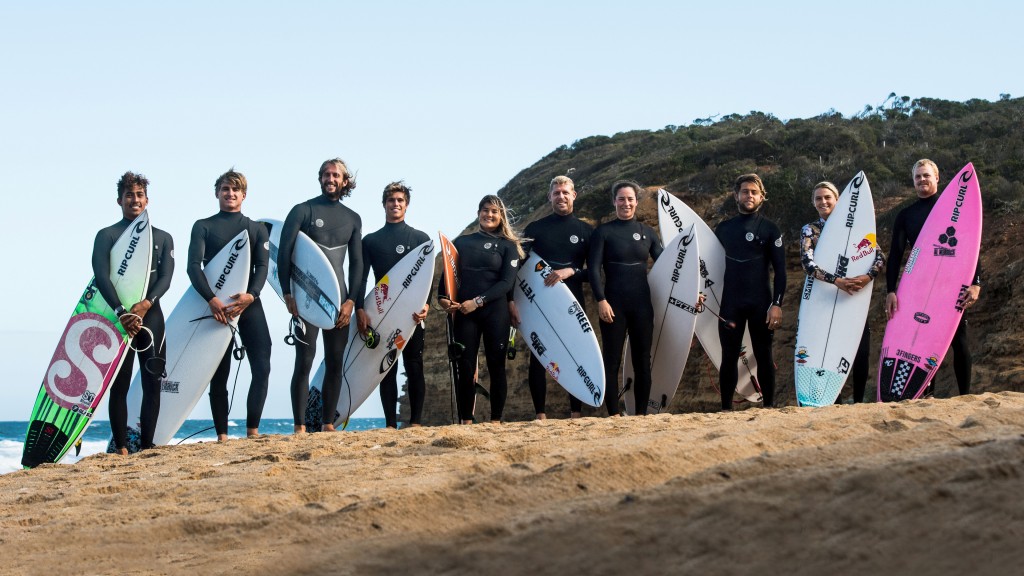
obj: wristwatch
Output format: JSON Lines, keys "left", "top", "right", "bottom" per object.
{"left": 115, "top": 305, "right": 128, "bottom": 317}
{"left": 474, "top": 296, "right": 485, "bottom": 308}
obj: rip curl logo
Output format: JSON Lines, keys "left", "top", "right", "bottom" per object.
{"left": 315, "top": 219, "right": 324, "bottom": 228}
{"left": 934, "top": 226, "right": 957, "bottom": 257}
{"left": 745, "top": 232, "right": 754, "bottom": 242}
{"left": 569, "top": 235, "right": 579, "bottom": 244}
{"left": 484, "top": 242, "right": 492, "bottom": 249}
{"left": 510, "top": 259, "right": 519, "bottom": 268}
{"left": 263, "top": 241, "right": 269, "bottom": 251}
{"left": 632, "top": 233, "right": 641, "bottom": 241}
{"left": 774, "top": 237, "right": 783, "bottom": 248}
{"left": 44, "top": 313, "right": 123, "bottom": 410}
{"left": 395, "top": 245, "right": 405, "bottom": 254}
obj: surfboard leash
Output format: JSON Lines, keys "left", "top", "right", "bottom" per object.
{"left": 175, "top": 317, "right": 247, "bottom": 444}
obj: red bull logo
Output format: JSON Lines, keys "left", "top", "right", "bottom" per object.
{"left": 546, "top": 362, "right": 560, "bottom": 379}
{"left": 851, "top": 233, "right": 877, "bottom": 262}
{"left": 375, "top": 275, "right": 391, "bottom": 314}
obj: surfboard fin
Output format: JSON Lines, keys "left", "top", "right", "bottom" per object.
{"left": 474, "top": 383, "right": 491, "bottom": 400}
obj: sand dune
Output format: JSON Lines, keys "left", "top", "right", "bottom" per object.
{"left": 3, "top": 392, "right": 1023, "bottom": 575}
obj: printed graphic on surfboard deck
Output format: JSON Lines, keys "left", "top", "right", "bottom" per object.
{"left": 23, "top": 211, "right": 152, "bottom": 467}
{"left": 794, "top": 172, "right": 878, "bottom": 406}
{"left": 515, "top": 252, "right": 605, "bottom": 407}
{"left": 622, "top": 226, "right": 700, "bottom": 414}
{"left": 262, "top": 218, "right": 342, "bottom": 330}
{"left": 878, "top": 163, "right": 982, "bottom": 402}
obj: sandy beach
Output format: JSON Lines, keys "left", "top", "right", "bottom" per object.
{"left": 3, "top": 392, "right": 1023, "bottom": 575}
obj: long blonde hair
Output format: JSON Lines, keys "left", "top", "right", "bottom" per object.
{"left": 478, "top": 195, "right": 525, "bottom": 259}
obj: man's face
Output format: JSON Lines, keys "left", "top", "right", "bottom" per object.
{"left": 217, "top": 182, "right": 245, "bottom": 212}
{"left": 913, "top": 164, "right": 939, "bottom": 198}
{"left": 118, "top": 184, "right": 148, "bottom": 220}
{"left": 320, "top": 163, "right": 347, "bottom": 198}
{"left": 384, "top": 192, "right": 408, "bottom": 223}
{"left": 549, "top": 183, "right": 576, "bottom": 216}
{"left": 735, "top": 181, "right": 764, "bottom": 214}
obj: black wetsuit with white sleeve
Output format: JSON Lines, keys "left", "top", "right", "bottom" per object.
{"left": 588, "top": 218, "right": 662, "bottom": 416}
{"left": 94, "top": 220, "right": 174, "bottom": 450}
{"left": 357, "top": 221, "right": 430, "bottom": 428}
{"left": 279, "top": 195, "right": 363, "bottom": 426}
{"left": 188, "top": 211, "right": 271, "bottom": 435}
{"left": 715, "top": 211, "right": 786, "bottom": 409}
{"left": 522, "top": 213, "right": 594, "bottom": 414}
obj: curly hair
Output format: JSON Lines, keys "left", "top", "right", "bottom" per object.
{"left": 319, "top": 158, "right": 357, "bottom": 198}
{"left": 116, "top": 171, "right": 150, "bottom": 199}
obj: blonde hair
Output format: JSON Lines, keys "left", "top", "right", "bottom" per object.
{"left": 912, "top": 158, "right": 939, "bottom": 180}
{"left": 811, "top": 181, "right": 839, "bottom": 203}
{"left": 478, "top": 195, "right": 526, "bottom": 259}
{"left": 549, "top": 175, "right": 575, "bottom": 193}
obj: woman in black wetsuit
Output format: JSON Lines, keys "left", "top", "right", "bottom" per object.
{"left": 438, "top": 195, "right": 524, "bottom": 424}
{"left": 589, "top": 181, "right": 663, "bottom": 416}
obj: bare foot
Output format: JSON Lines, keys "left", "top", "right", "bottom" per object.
{"left": 570, "top": 412, "right": 582, "bottom": 419}
{"left": 217, "top": 433, "right": 229, "bottom": 442}
{"left": 536, "top": 413, "right": 547, "bottom": 420}
{"left": 116, "top": 447, "right": 128, "bottom": 456}
{"left": 246, "top": 428, "right": 259, "bottom": 438}
{"left": 322, "top": 423, "right": 336, "bottom": 432}
{"left": 409, "top": 423, "right": 422, "bottom": 428}
{"left": 293, "top": 425, "right": 306, "bottom": 434}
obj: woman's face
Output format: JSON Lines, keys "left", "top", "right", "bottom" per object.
{"left": 613, "top": 187, "right": 637, "bottom": 220}
{"left": 478, "top": 203, "right": 502, "bottom": 232}
{"left": 813, "top": 187, "right": 837, "bottom": 220}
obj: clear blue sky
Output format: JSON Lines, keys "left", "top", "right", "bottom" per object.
{"left": 2, "top": 1, "right": 1021, "bottom": 421}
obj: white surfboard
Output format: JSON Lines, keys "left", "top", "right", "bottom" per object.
{"left": 656, "top": 189, "right": 762, "bottom": 403}
{"left": 795, "top": 172, "right": 877, "bottom": 406}
{"left": 261, "top": 219, "right": 342, "bottom": 330}
{"left": 514, "top": 252, "right": 605, "bottom": 408}
{"left": 307, "top": 240, "right": 437, "bottom": 428}
{"left": 622, "top": 226, "right": 701, "bottom": 414}
{"left": 121, "top": 230, "right": 251, "bottom": 448}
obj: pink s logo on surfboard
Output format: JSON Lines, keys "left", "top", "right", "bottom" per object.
{"left": 44, "top": 312, "right": 123, "bottom": 410}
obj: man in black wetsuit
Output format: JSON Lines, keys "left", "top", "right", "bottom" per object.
{"left": 715, "top": 173, "right": 785, "bottom": 409}
{"left": 98, "top": 171, "right": 174, "bottom": 454}
{"left": 885, "top": 159, "right": 981, "bottom": 396}
{"left": 188, "top": 169, "right": 271, "bottom": 441}
{"left": 355, "top": 181, "right": 430, "bottom": 429}
{"left": 279, "top": 158, "right": 363, "bottom": 433}
{"left": 513, "top": 175, "right": 593, "bottom": 419}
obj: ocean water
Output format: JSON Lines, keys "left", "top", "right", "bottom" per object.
{"left": 0, "top": 418, "right": 385, "bottom": 474}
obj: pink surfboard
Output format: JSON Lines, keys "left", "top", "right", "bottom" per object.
{"left": 878, "top": 163, "right": 982, "bottom": 401}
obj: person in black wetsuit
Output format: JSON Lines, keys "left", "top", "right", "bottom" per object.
{"left": 799, "top": 181, "right": 886, "bottom": 403}
{"left": 279, "top": 158, "right": 363, "bottom": 433}
{"left": 188, "top": 169, "right": 271, "bottom": 441}
{"left": 437, "top": 195, "right": 524, "bottom": 424}
{"left": 589, "top": 180, "right": 663, "bottom": 416}
{"left": 355, "top": 181, "right": 430, "bottom": 429}
{"left": 511, "top": 175, "right": 593, "bottom": 419}
{"left": 716, "top": 173, "right": 785, "bottom": 409}
{"left": 98, "top": 171, "right": 174, "bottom": 455}
{"left": 885, "top": 159, "right": 981, "bottom": 396}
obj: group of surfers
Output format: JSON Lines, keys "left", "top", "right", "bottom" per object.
{"left": 95, "top": 157, "right": 982, "bottom": 453}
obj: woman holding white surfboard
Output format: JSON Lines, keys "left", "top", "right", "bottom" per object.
{"left": 589, "top": 180, "right": 663, "bottom": 416}
{"left": 438, "top": 195, "right": 524, "bottom": 424}
{"left": 799, "top": 180, "right": 885, "bottom": 403}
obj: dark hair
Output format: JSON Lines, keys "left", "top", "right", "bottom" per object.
{"left": 116, "top": 171, "right": 149, "bottom": 199}
{"left": 733, "top": 173, "right": 765, "bottom": 195}
{"left": 214, "top": 168, "right": 247, "bottom": 194}
{"left": 319, "top": 158, "right": 357, "bottom": 198}
{"left": 382, "top": 181, "right": 411, "bottom": 204}
{"left": 610, "top": 179, "right": 643, "bottom": 202}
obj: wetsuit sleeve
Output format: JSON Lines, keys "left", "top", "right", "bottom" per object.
{"left": 278, "top": 204, "right": 306, "bottom": 297}
{"left": 247, "top": 221, "right": 269, "bottom": 298}
{"left": 478, "top": 240, "right": 518, "bottom": 304}
{"left": 92, "top": 228, "right": 123, "bottom": 311}
{"left": 354, "top": 236, "right": 371, "bottom": 310}
{"left": 867, "top": 245, "right": 886, "bottom": 279}
{"left": 886, "top": 211, "right": 908, "bottom": 293}
{"left": 799, "top": 224, "right": 835, "bottom": 283}
{"left": 647, "top": 225, "right": 663, "bottom": 262}
{"left": 589, "top": 227, "right": 607, "bottom": 302}
{"left": 148, "top": 231, "right": 175, "bottom": 303}
{"left": 345, "top": 214, "right": 364, "bottom": 304}
{"left": 770, "top": 227, "right": 786, "bottom": 307}
{"left": 187, "top": 221, "right": 217, "bottom": 302}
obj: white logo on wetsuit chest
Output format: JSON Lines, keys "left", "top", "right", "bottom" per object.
{"left": 570, "top": 235, "right": 579, "bottom": 244}
{"left": 396, "top": 245, "right": 405, "bottom": 254}
{"left": 484, "top": 242, "right": 493, "bottom": 249}
{"left": 315, "top": 218, "right": 324, "bottom": 228}
{"left": 632, "top": 233, "right": 641, "bottom": 241}
{"left": 774, "top": 237, "right": 782, "bottom": 247}
{"left": 745, "top": 232, "right": 754, "bottom": 242}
